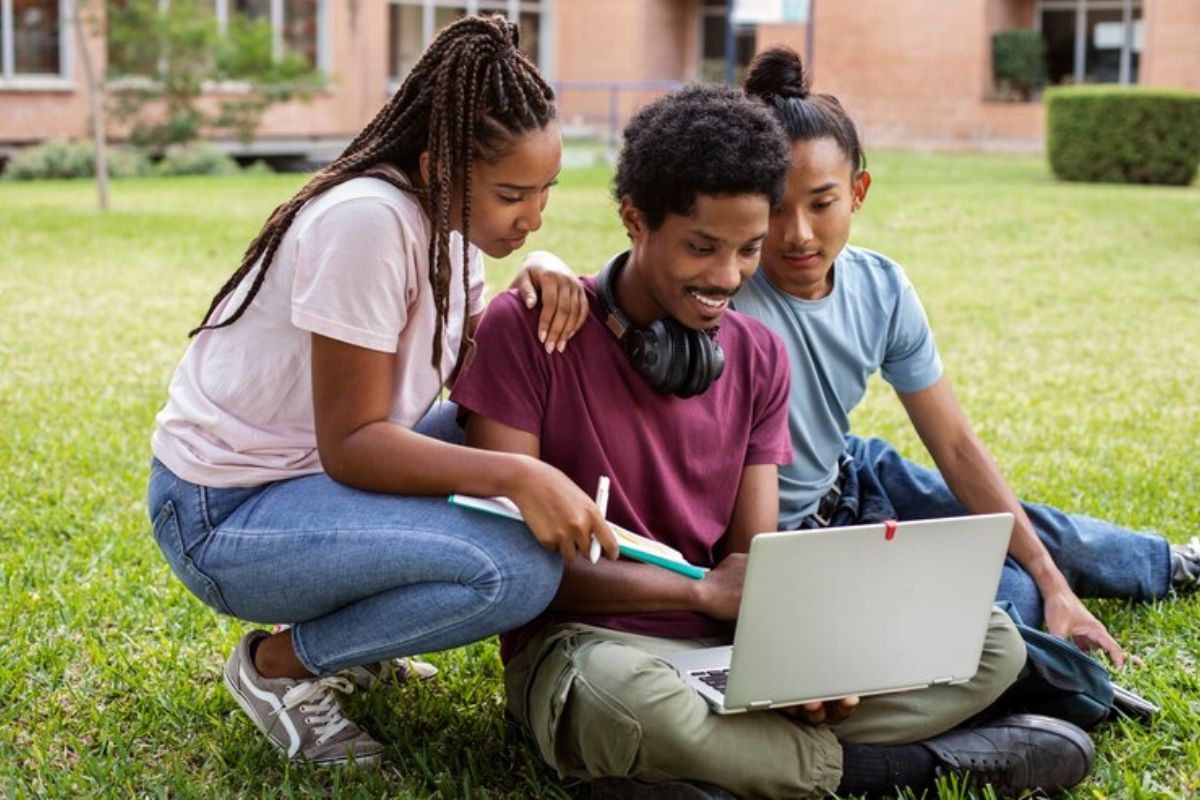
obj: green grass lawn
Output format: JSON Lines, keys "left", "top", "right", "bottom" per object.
{"left": 1, "top": 154, "right": 1197, "bottom": 798}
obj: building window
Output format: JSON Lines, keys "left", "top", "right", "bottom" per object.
{"left": 229, "top": 0, "right": 327, "bottom": 70}
{"left": 387, "top": 1, "right": 548, "bottom": 85}
{"left": 1, "top": 0, "right": 70, "bottom": 80}
{"left": 388, "top": 3, "right": 423, "bottom": 81}
{"left": 700, "top": 0, "right": 755, "bottom": 84}
{"left": 106, "top": 1, "right": 328, "bottom": 77}
{"left": 1038, "top": 0, "right": 1142, "bottom": 85}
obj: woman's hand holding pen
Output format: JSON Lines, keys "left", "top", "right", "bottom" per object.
{"left": 506, "top": 458, "right": 620, "bottom": 563}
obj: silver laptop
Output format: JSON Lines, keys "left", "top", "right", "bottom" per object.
{"left": 663, "top": 513, "right": 1013, "bottom": 714}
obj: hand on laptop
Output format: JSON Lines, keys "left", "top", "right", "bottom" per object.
{"left": 780, "top": 696, "right": 860, "bottom": 726}
{"left": 694, "top": 553, "right": 747, "bottom": 621}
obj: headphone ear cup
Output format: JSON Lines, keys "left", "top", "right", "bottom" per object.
{"left": 666, "top": 323, "right": 695, "bottom": 396}
{"left": 682, "top": 332, "right": 712, "bottom": 398}
{"left": 672, "top": 324, "right": 726, "bottom": 398}
{"left": 626, "top": 322, "right": 672, "bottom": 392}
{"left": 708, "top": 337, "right": 726, "bottom": 386}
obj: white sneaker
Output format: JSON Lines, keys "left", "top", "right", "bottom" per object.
{"left": 342, "top": 656, "right": 439, "bottom": 689}
{"left": 269, "top": 624, "right": 437, "bottom": 688}
{"left": 1170, "top": 537, "right": 1200, "bottom": 591}
{"left": 223, "top": 631, "right": 384, "bottom": 765}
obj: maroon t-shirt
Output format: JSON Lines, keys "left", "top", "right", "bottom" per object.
{"left": 451, "top": 274, "right": 793, "bottom": 660}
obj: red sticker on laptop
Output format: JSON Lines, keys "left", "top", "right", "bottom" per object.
{"left": 884, "top": 520, "right": 898, "bottom": 541}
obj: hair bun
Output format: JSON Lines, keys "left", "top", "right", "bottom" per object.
{"left": 744, "top": 46, "right": 810, "bottom": 101}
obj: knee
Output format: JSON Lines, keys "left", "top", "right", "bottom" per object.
{"left": 566, "top": 642, "right": 700, "bottom": 775}
{"left": 493, "top": 543, "right": 563, "bottom": 627}
{"left": 979, "top": 610, "right": 1027, "bottom": 695}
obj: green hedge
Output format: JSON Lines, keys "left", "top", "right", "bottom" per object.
{"left": 2, "top": 139, "right": 153, "bottom": 180}
{"left": 2, "top": 140, "right": 261, "bottom": 180}
{"left": 1046, "top": 87, "right": 1200, "bottom": 185}
{"left": 154, "top": 143, "right": 241, "bottom": 176}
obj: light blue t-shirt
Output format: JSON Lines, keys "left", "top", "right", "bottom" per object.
{"left": 732, "top": 245, "right": 943, "bottom": 527}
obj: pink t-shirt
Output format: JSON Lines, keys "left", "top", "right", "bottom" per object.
{"left": 450, "top": 275, "right": 793, "bottom": 658}
{"left": 152, "top": 177, "right": 486, "bottom": 488}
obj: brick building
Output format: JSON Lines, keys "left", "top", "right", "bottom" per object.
{"left": 1, "top": 0, "right": 1197, "bottom": 158}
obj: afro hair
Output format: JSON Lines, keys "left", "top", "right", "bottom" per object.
{"left": 613, "top": 84, "right": 791, "bottom": 229}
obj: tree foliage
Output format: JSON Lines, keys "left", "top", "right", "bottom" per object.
{"left": 992, "top": 30, "right": 1048, "bottom": 101}
{"left": 106, "top": 0, "right": 323, "bottom": 147}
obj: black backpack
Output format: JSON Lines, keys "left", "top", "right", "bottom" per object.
{"left": 993, "top": 602, "right": 1156, "bottom": 729}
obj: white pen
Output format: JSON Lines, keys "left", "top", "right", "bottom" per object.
{"left": 591, "top": 475, "right": 610, "bottom": 564}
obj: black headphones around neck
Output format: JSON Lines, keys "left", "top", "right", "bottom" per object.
{"left": 596, "top": 252, "right": 725, "bottom": 398}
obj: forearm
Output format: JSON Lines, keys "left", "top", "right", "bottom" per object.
{"left": 902, "top": 381, "right": 1071, "bottom": 598}
{"left": 549, "top": 558, "right": 706, "bottom": 615}
{"left": 903, "top": 382, "right": 1121, "bottom": 658}
{"left": 320, "top": 420, "right": 534, "bottom": 498}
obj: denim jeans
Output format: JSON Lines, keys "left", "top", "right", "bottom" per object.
{"left": 147, "top": 402, "right": 563, "bottom": 676}
{"left": 844, "top": 435, "right": 1171, "bottom": 628}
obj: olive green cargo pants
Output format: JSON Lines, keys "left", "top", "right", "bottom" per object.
{"left": 504, "top": 608, "right": 1025, "bottom": 799}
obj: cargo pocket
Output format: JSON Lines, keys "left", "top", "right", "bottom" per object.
{"left": 151, "top": 500, "right": 233, "bottom": 616}
{"left": 527, "top": 632, "right": 643, "bottom": 779}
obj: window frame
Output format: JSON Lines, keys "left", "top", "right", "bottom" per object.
{"left": 698, "top": 0, "right": 755, "bottom": 84}
{"left": 105, "top": 0, "right": 330, "bottom": 89}
{"left": 0, "top": 0, "right": 74, "bottom": 88}
{"left": 385, "top": 0, "right": 552, "bottom": 90}
{"left": 214, "top": 0, "right": 331, "bottom": 74}
{"left": 1035, "top": 0, "right": 1142, "bottom": 86}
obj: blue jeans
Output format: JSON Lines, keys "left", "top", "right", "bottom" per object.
{"left": 845, "top": 435, "right": 1171, "bottom": 628}
{"left": 147, "top": 402, "right": 563, "bottom": 676}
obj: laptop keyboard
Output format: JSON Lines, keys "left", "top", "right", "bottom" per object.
{"left": 691, "top": 668, "right": 729, "bottom": 694}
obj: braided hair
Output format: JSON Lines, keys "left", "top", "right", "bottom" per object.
{"left": 190, "top": 15, "right": 556, "bottom": 370}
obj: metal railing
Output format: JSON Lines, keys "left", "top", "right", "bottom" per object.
{"left": 554, "top": 79, "right": 685, "bottom": 148}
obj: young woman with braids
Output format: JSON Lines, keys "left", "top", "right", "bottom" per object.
{"left": 147, "top": 15, "right": 617, "bottom": 765}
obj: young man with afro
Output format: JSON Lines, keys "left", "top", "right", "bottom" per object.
{"left": 451, "top": 85, "right": 1095, "bottom": 799}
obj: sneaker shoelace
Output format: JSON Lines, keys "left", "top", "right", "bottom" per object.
{"left": 936, "top": 753, "right": 1014, "bottom": 792}
{"left": 278, "top": 676, "right": 357, "bottom": 745}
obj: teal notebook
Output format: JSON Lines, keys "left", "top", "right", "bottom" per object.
{"left": 448, "top": 494, "right": 708, "bottom": 581}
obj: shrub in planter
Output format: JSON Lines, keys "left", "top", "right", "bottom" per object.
{"left": 993, "top": 30, "right": 1047, "bottom": 101}
{"left": 2, "top": 139, "right": 152, "bottom": 180}
{"left": 1046, "top": 87, "right": 1200, "bottom": 185}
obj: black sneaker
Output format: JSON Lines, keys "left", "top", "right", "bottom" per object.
{"left": 922, "top": 713, "right": 1095, "bottom": 797}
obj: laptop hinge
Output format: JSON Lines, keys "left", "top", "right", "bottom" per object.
{"left": 748, "top": 700, "right": 774, "bottom": 710}
{"left": 931, "top": 676, "right": 955, "bottom": 685}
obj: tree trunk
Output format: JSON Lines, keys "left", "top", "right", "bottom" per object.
{"left": 75, "top": 3, "right": 109, "bottom": 211}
